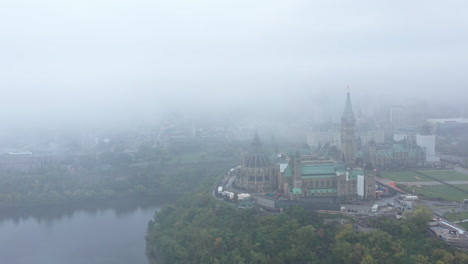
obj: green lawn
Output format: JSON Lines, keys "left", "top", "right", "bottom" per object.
{"left": 417, "top": 170, "right": 468, "bottom": 181}
{"left": 454, "top": 184, "right": 468, "bottom": 192}
{"left": 458, "top": 222, "right": 468, "bottom": 230}
{"left": 379, "top": 171, "right": 430, "bottom": 182}
{"left": 400, "top": 184, "right": 468, "bottom": 202}
{"left": 444, "top": 212, "right": 468, "bottom": 222}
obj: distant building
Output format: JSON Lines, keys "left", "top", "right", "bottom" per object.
{"left": 368, "top": 142, "right": 424, "bottom": 169}
{"left": 0, "top": 151, "right": 56, "bottom": 173}
{"left": 393, "top": 128, "right": 418, "bottom": 143}
{"left": 359, "top": 130, "right": 385, "bottom": 146}
{"left": 390, "top": 106, "right": 406, "bottom": 131}
{"left": 307, "top": 130, "right": 341, "bottom": 149}
{"left": 307, "top": 92, "right": 383, "bottom": 152}
{"left": 236, "top": 131, "right": 277, "bottom": 191}
{"left": 427, "top": 118, "right": 468, "bottom": 136}
{"left": 389, "top": 101, "right": 428, "bottom": 132}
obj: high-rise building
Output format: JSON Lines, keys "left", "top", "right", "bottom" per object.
{"left": 307, "top": 130, "right": 341, "bottom": 149}
{"left": 389, "top": 106, "right": 406, "bottom": 131}
{"left": 341, "top": 92, "right": 356, "bottom": 164}
{"left": 389, "top": 101, "right": 428, "bottom": 132}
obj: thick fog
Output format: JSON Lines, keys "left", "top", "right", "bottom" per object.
{"left": 1, "top": 0, "right": 467, "bottom": 131}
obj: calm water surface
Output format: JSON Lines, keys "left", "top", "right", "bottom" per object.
{"left": 0, "top": 195, "right": 176, "bottom": 264}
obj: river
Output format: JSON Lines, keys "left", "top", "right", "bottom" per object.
{"left": 0, "top": 195, "right": 177, "bottom": 264}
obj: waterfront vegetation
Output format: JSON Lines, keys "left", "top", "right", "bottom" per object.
{"left": 379, "top": 171, "right": 430, "bottom": 182}
{"left": 317, "top": 212, "right": 355, "bottom": 222}
{"left": 400, "top": 184, "right": 468, "bottom": 202}
{"left": 146, "top": 193, "right": 468, "bottom": 264}
{"left": 0, "top": 143, "right": 238, "bottom": 207}
{"left": 417, "top": 170, "right": 468, "bottom": 182}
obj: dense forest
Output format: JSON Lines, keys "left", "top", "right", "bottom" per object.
{"left": 147, "top": 193, "right": 468, "bottom": 264}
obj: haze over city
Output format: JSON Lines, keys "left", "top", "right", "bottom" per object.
{"left": 3, "top": 1, "right": 468, "bottom": 264}
{"left": 1, "top": 0, "right": 467, "bottom": 132}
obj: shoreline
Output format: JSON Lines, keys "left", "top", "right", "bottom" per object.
{"left": 0, "top": 192, "right": 183, "bottom": 210}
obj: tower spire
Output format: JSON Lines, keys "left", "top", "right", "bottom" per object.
{"left": 343, "top": 90, "right": 354, "bottom": 118}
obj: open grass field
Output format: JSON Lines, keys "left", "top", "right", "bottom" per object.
{"left": 453, "top": 184, "right": 468, "bottom": 192}
{"left": 400, "top": 184, "right": 468, "bottom": 202}
{"left": 379, "top": 171, "right": 430, "bottom": 182}
{"left": 444, "top": 212, "right": 468, "bottom": 222}
{"left": 457, "top": 222, "right": 468, "bottom": 230}
{"left": 417, "top": 170, "right": 468, "bottom": 181}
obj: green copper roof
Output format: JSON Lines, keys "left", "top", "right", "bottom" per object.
{"left": 348, "top": 169, "right": 364, "bottom": 180}
{"left": 301, "top": 164, "right": 336, "bottom": 176}
{"left": 292, "top": 188, "right": 302, "bottom": 194}
{"left": 283, "top": 164, "right": 293, "bottom": 177}
{"left": 335, "top": 163, "right": 347, "bottom": 172}
{"left": 392, "top": 144, "right": 406, "bottom": 153}
{"left": 302, "top": 175, "right": 337, "bottom": 179}
{"left": 343, "top": 92, "right": 354, "bottom": 118}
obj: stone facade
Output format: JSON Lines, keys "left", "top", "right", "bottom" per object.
{"left": 281, "top": 156, "right": 375, "bottom": 200}
{"left": 368, "top": 142, "right": 424, "bottom": 169}
{"left": 236, "top": 131, "right": 277, "bottom": 191}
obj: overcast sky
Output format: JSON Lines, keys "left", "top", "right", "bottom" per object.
{"left": 1, "top": 0, "right": 467, "bottom": 128}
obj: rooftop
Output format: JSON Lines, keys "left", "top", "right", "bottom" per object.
{"left": 301, "top": 164, "right": 336, "bottom": 177}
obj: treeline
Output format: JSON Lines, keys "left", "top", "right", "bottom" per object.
{"left": 147, "top": 193, "right": 468, "bottom": 264}
{"left": 0, "top": 157, "right": 235, "bottom": 208}
{"left": 0, "top": 138, "right": 242, "bottom": 207}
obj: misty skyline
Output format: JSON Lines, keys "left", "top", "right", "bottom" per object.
{"left": 1, "top": 0, "right": 467, "bottom": 128}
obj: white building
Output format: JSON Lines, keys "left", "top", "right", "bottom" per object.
{"left": 359, "top": 130, "right": 385, "bottom": 145}
{"left": 393, "top": 128, "right": 418, "bottom": 143}
{"left": 307, "top": 130, "right": 341, "bottom": 148}
{"left": 357, "top": 174, "right": 365, "bottom": 198}
{"left": 416, "top": 134, "right": 440, "bottom": 162}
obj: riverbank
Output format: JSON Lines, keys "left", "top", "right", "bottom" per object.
{"left": 0, "top": 192, "right": 182, "bottom": 222}
{"left": 0, "top": 190, "right": 184, "bottom": 209}
{"left": 0, "top": 158, "right": 237, "bottom": 208}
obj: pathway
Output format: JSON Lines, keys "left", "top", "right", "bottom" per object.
{"left": 399, "top": 181, "right": 468, "bottom": 186}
